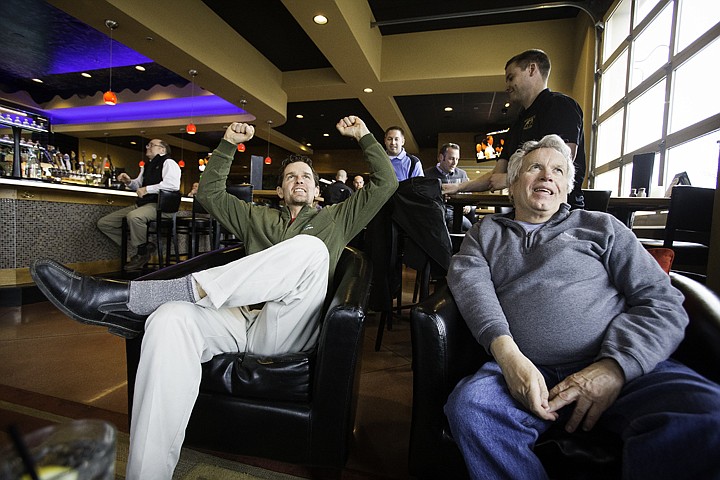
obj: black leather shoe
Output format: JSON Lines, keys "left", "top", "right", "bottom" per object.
{"left": 30, "top": 259, "right": 147, "bottom": 338}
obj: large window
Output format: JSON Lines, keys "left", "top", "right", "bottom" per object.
{"left": 593, "top": 0, "right": 720, "bottom": 195}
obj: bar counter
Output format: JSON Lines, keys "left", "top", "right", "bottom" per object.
{"left": 0, "top": 177, "right": 192, "bottom": 287}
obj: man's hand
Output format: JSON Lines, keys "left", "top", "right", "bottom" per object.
{"left": 117, "top": 172, "right": 131, "bottom": 185}
{"left": 442, "top": 182, "right": 463, "bottom": 194}
{"left": 548, "top": 358, "right": 625, "bottom": 433}
{"left": 462, "top": 205, "right": 473, "bottom": 214}
{"left": 488, "top": 173, "right": 508, "bottom": 192}
{"left": 336, "top": 116, "right": 370, "bottom": 141}
{"left": 136, "top": 186, "right": 147, "bottom": 198}
{"left": 223, "top": 122, "right": 255, "bottom": 145}
{"left": 491, "top": 336, "right": 558, "bottom": 421}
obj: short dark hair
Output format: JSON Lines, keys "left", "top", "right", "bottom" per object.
{"left": 439, "top": 143, "right": 460, "bottom": 156}
{"left": 384, "top": 126, "right": 405, "bottom": 137}
{"left": 505, "top": 49, "right": 551, "bottom": 80}
{"left": 276, "top": 154, "right": 320, "bottom": 187}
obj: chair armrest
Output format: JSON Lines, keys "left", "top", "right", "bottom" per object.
{"left": 409, "top": 285, "right": 488, "bottom": 476}
{"left": 410, "top": 284, "right": 488, "bottom": 410}
{"left": 670, "top": 272, "right": 720, "bottom": 384}
{"left": 138, "top": 245, "right": 246, "bottom": 280}
{"left": 310, "top": 247, "right": 373, "bottom": 464}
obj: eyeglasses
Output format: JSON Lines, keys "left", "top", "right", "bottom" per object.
{"left": 146, "top": 142, "right": 164, "bottom": 149}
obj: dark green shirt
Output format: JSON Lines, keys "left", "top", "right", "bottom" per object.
{"left": 197, "top": 134, "right": 398, "bottom": 283}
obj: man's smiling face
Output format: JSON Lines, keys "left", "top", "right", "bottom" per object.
{"left": 510, "top": 147, "right": 568, "bottom": 223}
{"left": 276, "top": 161, "right": 319, "bottom": 207}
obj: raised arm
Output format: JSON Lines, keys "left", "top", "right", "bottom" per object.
{"left": 443, "top": 158, "right": 509, "bottom": 194}
{"left": 196, "top": 122, "right": 257, "bottom": 237}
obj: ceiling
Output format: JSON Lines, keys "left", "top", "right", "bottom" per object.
{"left": 0, "top": 0, "right": 612, "bottom": 155}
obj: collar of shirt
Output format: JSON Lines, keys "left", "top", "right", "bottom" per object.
{"left": 389, "top": 148, "right": 408, "bottom": 162}
{"left": 434, "top": 164, "right": 451, "bottom": 178}
{"left": 435, "top": 165, "right": 463, "bottom": 180}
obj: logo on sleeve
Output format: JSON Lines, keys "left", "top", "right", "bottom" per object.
{"left": 302, "top": 224, "right": 314, "bottom": 231}
{"left": 523, "top": 116, "right": 535, "bottom": 130}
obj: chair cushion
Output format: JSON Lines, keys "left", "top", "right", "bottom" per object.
{"left": 200, "top": 351, "right": 312, "bottom": 403}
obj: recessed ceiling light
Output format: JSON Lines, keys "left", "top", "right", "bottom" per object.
{"left": 32, "top": 78, "right": 43, "bottom": 83}
{"left": 313, "top": 14, "right": 328, "bottom": 25}
{"left": 130, "top": 141, "right": 137, "bottom": 145}
{"left": 81, "top": 72, "right": 92, "bottom": 78}
{"left": 135, "top": 65, "right": 146, "bottom": 71}
{"left": 307, "top": 143, "right": 312, "bottom": 147}
{"left": 323, "top": 133, "right": 330, "bottom": 137}
{"left": 363, "top": 87, "right": 373, "bottom": 93}
{"left": 444, "top": 106, "right": 453, "bottom": 112}
{"left": 296, "top": 114, "right": 304, "bottom": 119}
{"left": 504, "top": 102, "right": 510, "bottom": 108}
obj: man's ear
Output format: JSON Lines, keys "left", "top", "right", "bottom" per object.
{"left": 276, "top": 186, "right": 284, "bottom": 199}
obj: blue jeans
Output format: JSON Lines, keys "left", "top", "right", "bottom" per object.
{"left": 445, "top": 360, "right": 720, "bottom": 480}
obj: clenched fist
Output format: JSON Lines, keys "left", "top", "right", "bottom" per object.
{"left": 336, "top": 116, "right": 370, "bottom": 141}
{"left": 223, "top": 122, "right": 255, "bottom": 145}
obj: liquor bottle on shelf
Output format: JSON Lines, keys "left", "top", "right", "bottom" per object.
{"left": 24, "top": 147, "right": 40, "bottom": 179}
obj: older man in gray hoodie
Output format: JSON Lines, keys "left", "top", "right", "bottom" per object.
{"left": 445, "top": 134, "right": 720, "bottom": 480}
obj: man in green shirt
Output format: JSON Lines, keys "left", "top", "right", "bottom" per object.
{"left": 30, "top": 115, "right": 397, "bottom": 479}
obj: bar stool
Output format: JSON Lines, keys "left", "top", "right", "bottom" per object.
{"left": 145, "top": 189, "right": 183, "bottom": 269}
{"left": 213, "top": 184, "right": 253, "bottom": 249}
{"left": 176, "top": 198, "right": 215, "bottom": 259}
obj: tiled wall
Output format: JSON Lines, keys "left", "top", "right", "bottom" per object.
{"left": 1, "top": 198, "right": 122, "bottom": 269}
{"left": 1, "top": 198, "right": 201, "bottom": 269}
{"left": 0, "top": 198, "right": 17, "bottom": 269}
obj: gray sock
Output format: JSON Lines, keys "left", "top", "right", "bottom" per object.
{"left": 127, "top": 275, "right": 198, "bottom": 315}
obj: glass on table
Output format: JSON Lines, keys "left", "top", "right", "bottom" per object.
{"left": 0, "top": 420, "right": 116, "bottom": 480}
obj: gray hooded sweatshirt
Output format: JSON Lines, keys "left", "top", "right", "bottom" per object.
{"left": 448, "top": 204, "right": 688, "bottom": 382}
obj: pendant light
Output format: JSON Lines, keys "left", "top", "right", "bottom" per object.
{"left": 178, "top": 127, "right": 185, "bottom": 168}
{"left": 138, "top": 130, "right": 146, "bottom": 167}
{"left": 264, "top": 120, "right": 273, "bottom": 165}
{"left": 103, "top": 20, "right": 118, "bottom": 105}
{"left": 186, "top": 69, "right": 198, "bottom": 134}
{"left": 237, "top": 99, "right": 248, "bottom": 152}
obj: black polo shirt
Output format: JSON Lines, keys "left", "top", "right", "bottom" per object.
{"left": 501, "top": 89, "right": 586, "bottom": 208}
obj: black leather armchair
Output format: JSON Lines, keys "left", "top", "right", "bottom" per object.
{"left": 409, "top": 272, "right": 720, "bottom": 479}
{"left": 125, "top": 244, "right": 373, "bottom": 468}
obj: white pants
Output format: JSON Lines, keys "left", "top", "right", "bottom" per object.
{"left": 126, "top": 235, "right": 329, "bottom": 479}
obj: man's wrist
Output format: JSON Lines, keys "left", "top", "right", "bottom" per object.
{"left": 490, "top": 335, "right": 520, "bottom": 363}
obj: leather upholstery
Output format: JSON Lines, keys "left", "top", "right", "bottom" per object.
{"left": 409, "top": 273, "right": 720, "bottom": 479}
{"left": 125, "top": 244, "right": 373, "bottom": 467}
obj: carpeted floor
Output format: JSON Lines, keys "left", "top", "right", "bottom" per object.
{"left": 0, "top": 395, "right": 305, "bottom": 480}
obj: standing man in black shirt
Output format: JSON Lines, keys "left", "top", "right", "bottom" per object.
{"left": 323, "top": 169, "right": 354, "bottom": 205}
{"left": 444, "top": 49, "right": 586, "bottom": 209}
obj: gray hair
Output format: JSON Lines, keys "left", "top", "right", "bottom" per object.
{"left": 507, "top": 134, "right": 575, "bottom": 194}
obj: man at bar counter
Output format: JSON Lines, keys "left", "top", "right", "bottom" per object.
{"left": 444, "top": 49, "right": 586, "bottom": 209}
{"left": 445, "top": 134, "right": 720, "bottom": 479}
{"left": 30, "top": 115, "right": 397, "bottom": 479}
{"left": 96, "top": 139, "right": 181, "bottom": 270}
